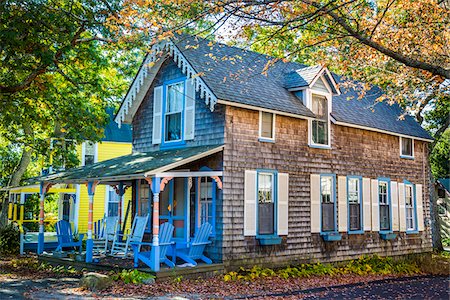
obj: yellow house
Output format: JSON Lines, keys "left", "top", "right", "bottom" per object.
{"left": 65, "top": 109, "right": 133, "bottom": 234}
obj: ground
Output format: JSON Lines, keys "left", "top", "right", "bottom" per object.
{"left": 0, "top": 257, "right": 448, "bottom": 299}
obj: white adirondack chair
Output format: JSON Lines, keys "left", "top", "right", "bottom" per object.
{"left": 93, "top": 216, "right": 119, "bottom": 254}
{"left": 110, "top": 214, "right": 149, "bottom": 257}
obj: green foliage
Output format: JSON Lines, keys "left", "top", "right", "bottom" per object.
{"left": 442, "top": 238, "right": 450, "bottom": 247}
{"left": 223, "top": 255, "right": 421, "bottom": 282}
{"left": 0, "top": 224, "right": 19, "bottom": 255}
{"left": 430, "top": 129, "right": 450, "bottom": 179}
{"left": 111, "top": 269, "right": 155, "bottom": 284}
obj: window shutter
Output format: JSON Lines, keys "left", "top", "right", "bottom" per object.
{"left": 391, "top": 181, "right": 399, "bottom": 231}
{"left": 371, "top": 179, "right": 380, "bottom": 231}
{"left": 152, "top": 86, "right": 163, "bottom": 144}
{"left": 310, "top": 174, "right": 321, "bottom": 233}
{"left": 363, "top": 178, "right": 371, "bottom": 231}
{"left": 338, "top": 176, "right": 347, "bottom": 232}
{"left": 416, "top": 184, "right": 424, "bottom": 231}
{"left": 244, "top": 170, "right": 257, "bottom": 236}
{"left": 277, "top": 173, "right": 289, "bottom": 235}
{"left": 398, "top": 183, "right": 406, "bottom": 231}
{"left": 184, "top": 80, "right": 196, "bottom": 140}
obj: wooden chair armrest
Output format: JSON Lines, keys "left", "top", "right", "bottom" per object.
{"left": 130, "top": 241, "right": 153, "bottom": 246}
{"left": 191, "top": 241, "right": 212, "bottom": 246}
{"left": 159, "top": 241, "right": 175, "bottom": 246}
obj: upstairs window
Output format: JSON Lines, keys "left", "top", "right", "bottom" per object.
{"left": 259, "top": 112, "right": 275, "bottom": 141}
{"left": 311, "top": 95, "right": 329, "bottom": 146}
{"left": 321, "top": 175, "right": 335, "bottom": 232}
{"left": 164, "top": 81, "right": 184, "bottom": 142}
{"left": 83, "top": 142, "right": 96, "bottom": 166}
{"left": 348, "top": 177, "right": 362, "bottom": 232}
{"left": 400, "top": 137, "right": 414, "bottom": 158}
{"left": 258, "top": 172, "right": 275, "bottom": 235}
{"left": 379, "top": 181, "right": 390, "bottom": 231}
{"left": 405, "top": 184, "right": 416, "bottom": 231}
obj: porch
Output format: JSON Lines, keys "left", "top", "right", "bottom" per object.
{"left": 37, "top": 145, "right": 224, "bottom": 272}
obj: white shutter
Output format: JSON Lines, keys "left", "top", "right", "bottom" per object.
{"left": 398, "top": 183, "right": 406, "bottom": 232}
{"left": 244, "top": 170, "right": 257, "bottom": 236}
{"left": 416, "top": 184, "right": 424, "bottom": 231}
{"left": 277, "top": 173, "right": 289, "bottom": 235}
{"left": 152, "top": 86, "right": 163, "bottom": 144}
{"left": 338, "top": 176, "right": 347, "bottom": 232}
{"left": 391, "top": 181, "right": 399, "bottom": 231}
{"left": 184, "top": 80, "right": 196, "bottom": 140}
{"left": 310, "top": 174, "right": 321, "bottom": 233}
{"left": 371, "top": 179, "right": 380, "bottom": 231}
{"left": 363, "top": 178, "right": 371, "bottom": 231}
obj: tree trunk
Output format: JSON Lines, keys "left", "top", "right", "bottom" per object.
{"left": 430, "top": 178, "right": 444, "bottom": 251}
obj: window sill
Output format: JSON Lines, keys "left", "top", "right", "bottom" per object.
{"left": 160, "top": 141, "right": 186, "bottom": 150}
{"left": 380, "top": 232, "right": 397, "bottom": 240}
{"left": 406, "top": 230, "right": 419, "bottom": 234}
{"left": 258, "top": 137, "right": 275, "bottom": 143}
{"left": 308, "top": 144, "right": 331, "bottom": 150}
{"left": 321, "top": 232, "right": 342, "bottom": 242}
{"left": 400, "top": 155, "right": 414, "bottom": 160}
{"left": 348, "top": 230, "right": 364, "bottom": 235}
{"left": 257, "top": 236, "right": 282, "bottom": 245}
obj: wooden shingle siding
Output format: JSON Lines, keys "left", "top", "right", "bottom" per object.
{"left": 222, "top": 105, "right": 431, "bottom": 267}
{"left": 132, "top": 60, "right": 225, "bottom": 153}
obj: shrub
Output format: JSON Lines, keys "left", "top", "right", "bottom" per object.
{"left": 442, "top": 237, "right": 450, "bottom": 247}
{"left": 111, "top": 269, "right": 155, "bottom": 284}
{"left": 0, "top": 224, "right": 20, "bottom": 256}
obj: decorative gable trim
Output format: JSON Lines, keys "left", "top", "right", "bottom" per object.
{"left": 115, "top": 40, "right": 218, "bottom": 127}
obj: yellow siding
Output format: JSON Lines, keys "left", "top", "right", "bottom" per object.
{"left": 76, "top": 141, "right": 133, "bottom": 233}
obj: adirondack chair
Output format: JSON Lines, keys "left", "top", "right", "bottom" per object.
{"left": 55, "top": 220, "right": 84, "bottom": 253}
{"left": 110, "top": 214, "right": 148, "bottom": 257}
{"left": 131, "top": 222, "right": 175, "bottom": 269}
{"left": 176, "top": 222, "right": 213, "bottom": 266}
{"left": 93, "top": 216, "right": 119, "bottom": 254}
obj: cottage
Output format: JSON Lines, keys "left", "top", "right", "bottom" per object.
{"left": 39, "top": 35, "right": 433, "bottom": 271}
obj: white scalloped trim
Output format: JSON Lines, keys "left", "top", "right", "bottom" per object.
{"left": 116, "top": 40, "right": 218, "bottom": 127}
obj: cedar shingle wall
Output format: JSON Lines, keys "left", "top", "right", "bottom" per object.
{"left": 132, "top": 59, "right": 225, "bottom": 153}
{"left": 222, "top": 105, "right": 432, "bottom": 267}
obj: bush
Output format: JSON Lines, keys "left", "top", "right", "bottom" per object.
{"left": 0, "top": 224, "right": 20, "bottom": 256}
{"left": 111, "top": 269, "right": 155, "bottom": 284}
{"left": 442, "top": 237, "right": 450, "bottom": 247}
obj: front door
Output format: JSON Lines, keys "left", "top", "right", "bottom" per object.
{"left": 159, "top": 178, "right": 189, "bottom": 247}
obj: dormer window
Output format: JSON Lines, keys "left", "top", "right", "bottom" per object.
{"left": 311, "top": 95, "right": 329, "bottom": 146}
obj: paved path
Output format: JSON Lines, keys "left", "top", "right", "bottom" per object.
{"left": 0, "top": 277, "right": 80, "bottom": 300}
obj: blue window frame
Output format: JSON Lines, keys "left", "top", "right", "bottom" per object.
{"left": 347, "top": 176, "right": 363, "bottom": 234}
{"left": 161, "top": 77, "right": 186, "bottom": 148}
{"left": 256, "top": 170, "right": 278, "bottom": 238}
{"left": 404, "top": 180, "right": 418, "bottom": 233}
{"left": 378, "top": 177, "right": 392, "bottom": 233}
{"left": 320, "top": 174, "right": 337, "bottom": 234}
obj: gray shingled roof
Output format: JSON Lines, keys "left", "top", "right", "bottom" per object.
{"left": 172, "top": 35, "right": 431, "bottom": 140}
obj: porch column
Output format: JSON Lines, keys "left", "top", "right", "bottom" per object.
{"left": 149, "top": 177, "right": 161, "bottom": 271}
{"left": 37, "top": 182, "right": 51, "bottom": 254}
{"left": 86, "top": 181, "right": 99, "bottom": 263}
{"left": 19, "top": 194, "right": 25, "bottom": 255}
{"left": 117, "top": 182, "right": 125, "bottom": 232}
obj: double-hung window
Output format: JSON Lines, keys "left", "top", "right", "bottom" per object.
{"left": 348, "top": 177, "right": 362, "bottom": 232}
{"left": 199, "top": 177, "right": 214, "bottom": 229}
{"left": 379, "top": 181, "right": 391, "bottom": 231}
{"left": 259, "top": 112, "right": 275, "bottom": 141}
{"left": 83, "top": 142, "right": 96, "bottom": 166}
{"left": 164, "top": 81, "right": 184, "bottom": 143}
{"left": 321, "top": 175, "right": 335, "bottom": 232}
{"left": 107, "top": 188, "right": 120, "bottom": 217}
{"left": 405, "top": 184, "right": 415, "bottom": 231}
{"left": 311, "top": 95, "right": 329, "bottom": 146}
{"left": 258, "top": 172, "right": 275, "bottom": 235}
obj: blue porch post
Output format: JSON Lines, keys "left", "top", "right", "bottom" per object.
{"left": 86, "top": 181, "right": 98, "bottom": 263}
{"left": 150, "top": 177, "right": 161, "bottom": 271}
{"left": 117, "top": 182, "right": 125, "bottom": 233}
{"left": 37, "top": 182, "right": 50, "bottom": 254}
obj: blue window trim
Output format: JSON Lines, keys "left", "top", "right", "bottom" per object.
{"left": 378, "top": 177, "right": 393, "bottom": 234}
{"left": 256, "top": 169, "right": 279, "bottom": 241}
{"left": 161, "top": 77, "right": 187, "bottom": 149}
{"left": 404, "top": 179, "right": 419, "bottom": 234}
{"left": 320, "top": 174, "right": 338, "bottom": 235}
{"left": 347, "top": 175, "right": 364, "bottom": 234}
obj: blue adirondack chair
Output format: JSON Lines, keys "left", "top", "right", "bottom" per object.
{"left": 131, "top": 222, "right": 175, "bottom": 269}
{"left": 176, "top": 222, "right": 213, "bottom": 266}
{"left": 55, "top": 220, "right": 84, "bottom": 253}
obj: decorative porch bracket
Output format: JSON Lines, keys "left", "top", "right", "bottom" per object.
{"left": 144, "top": 176, "right": 162, "bottom": 272}
{"left": 37, "top": 182, "right": 52, "bottom": 254}
{"left": 85, "top": 180, "right": 99, "bottom": 263}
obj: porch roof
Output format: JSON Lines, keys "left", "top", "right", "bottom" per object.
{"left": 39, "top": 145, "right": 224, "bottom": 184}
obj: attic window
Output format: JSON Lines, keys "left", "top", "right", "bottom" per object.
{"left": 259, "top": 112, "right": 275, "bottom": 142}
{"left": 400, "top": 137, "right": 414, "bottom": 159}
{"left": 310, "top": 94, "right": 329, "bottom": 147}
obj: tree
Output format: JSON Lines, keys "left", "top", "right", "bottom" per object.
{"left": 0, "top": 0, "right": 140, "bottom": 226}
